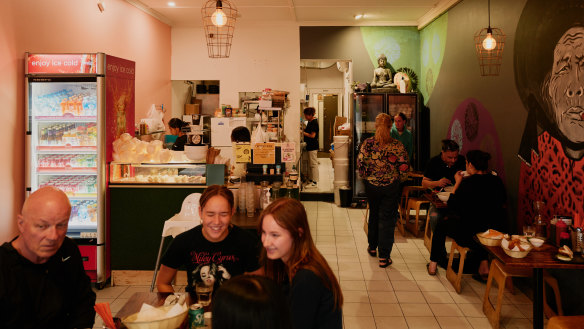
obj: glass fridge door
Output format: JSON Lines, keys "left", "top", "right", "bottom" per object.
{"left": 28, "top": 78, "right": 98, "bottom": 239}
{"left": 352, "top": 93, "right": 385, "bottom": 199}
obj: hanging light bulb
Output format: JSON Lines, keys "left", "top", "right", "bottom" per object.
{"left": 482, "top": 28, "right": 497, "bottom": 50}
{"left": 211, "top": 1, "right": 227, "bottom": 26}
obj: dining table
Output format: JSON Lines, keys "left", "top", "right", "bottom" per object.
{"left": 478, "top": 242, "right": 584, "bottom": 329}
{"left": 423, "top": 192, "right": 448, "bottom": 209}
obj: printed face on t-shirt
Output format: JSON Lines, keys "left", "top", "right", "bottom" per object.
{"left": 199, "top": 195, "right": 233, "bottom": 243}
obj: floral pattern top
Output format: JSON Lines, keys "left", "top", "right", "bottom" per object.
{"left": 357, "top": 137, "right": 410, "bottom": 186}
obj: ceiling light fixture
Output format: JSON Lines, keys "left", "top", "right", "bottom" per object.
{"left": 202, "top": 0, "right": 238, "bottom": 58}
{"left": 97, "top": 0, "right": 105, "bottom": 13}
{"left": 474, "top": 0, "right": 505, "bottom": 76}
{"left": 167, "top": 2, "right": 176, "bottom": 7}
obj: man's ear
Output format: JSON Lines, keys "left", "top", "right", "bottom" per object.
{"left": 16, "top": 215, "right": 25, "bottom": 232}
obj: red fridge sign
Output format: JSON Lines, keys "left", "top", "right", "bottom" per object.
{"left": 27, "top": 54, "right": 97, "bottom": 74}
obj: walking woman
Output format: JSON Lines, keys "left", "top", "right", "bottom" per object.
{"left": 357, "top": 113, "right": 410, "bottom": 268}
{"left": 259, "top": 198, "right": 343, "bottom": 329}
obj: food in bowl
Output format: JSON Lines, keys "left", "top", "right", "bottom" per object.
{"left": 477, "top": 229, "right": 504, "bottom": 246}
{"left": 443, "top": 186, "right": 455, "bottom": 193}
{"left": 436, "top": 191, "right": 451, "bottom": 202}
{"left": 528, "top": 237, "right": 545, "bottom": 248}
{"left": 501, "top": 237, "right": 532, "bottom": 258}
{"left": 123, "top": 304, "right": 188, "bottom": 329}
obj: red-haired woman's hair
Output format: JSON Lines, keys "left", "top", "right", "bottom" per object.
{"left": 258, "top": 198, "right": 343, "bottom": 309}
{"left": 374, "top": 113, "right": 393, "bottom": 145}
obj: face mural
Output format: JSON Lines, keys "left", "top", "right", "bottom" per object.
{"left": 546, "top": 26, "right": 584, "bottom": 146}
{"left": 514, "top": 0, "right": 584, "bottom": 230}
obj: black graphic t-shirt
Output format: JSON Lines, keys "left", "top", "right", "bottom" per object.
{"left": 160, "top": 225, "right": 261, "bottom": 292}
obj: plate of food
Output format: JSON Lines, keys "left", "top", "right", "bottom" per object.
{"left": 554, "top": 245, "right": 584, "bottom": 263}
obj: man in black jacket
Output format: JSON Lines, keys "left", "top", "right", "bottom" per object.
{"left": 0, "top": 187, "right": 96, "bottom": 329}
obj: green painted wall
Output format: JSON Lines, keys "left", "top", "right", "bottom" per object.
{"left": 419, "top": 14, "right": 448, "bottom": 104}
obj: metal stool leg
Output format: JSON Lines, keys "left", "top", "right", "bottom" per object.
{"left": 150, "top": 236, "right": 167, "bottom": 292}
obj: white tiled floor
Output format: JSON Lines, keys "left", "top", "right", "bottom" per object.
{"left": 94, "top": 201, "right": 537, "bottom": 329}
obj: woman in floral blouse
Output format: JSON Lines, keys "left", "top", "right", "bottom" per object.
{"left": 357, "top": 113, "right": 410, "bottom": 268}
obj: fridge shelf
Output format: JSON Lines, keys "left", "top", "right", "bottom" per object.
{"left": 68, "top": 222, "right": 98, "bottom": 230}
{"left": 34, "top": 115, "right": 97, "bottom": 122}
{"left": 37, "top": 167, "right": 97, "bottom": 173}
{"left": 69, "top": 196, "right": 97, "bottom": 201}
{"left": 36, "top": 146, "right": 97, "bottom": 152}
{"left": 65, "top": 193, "right": 97, "bottom": 198}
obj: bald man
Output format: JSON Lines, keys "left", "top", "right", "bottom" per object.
{"left": 0, "top": 187, "right": 96, "bottom": 329}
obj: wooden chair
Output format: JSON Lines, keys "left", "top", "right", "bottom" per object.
{"left": 423, "top": 211, "right": 432, "bottom": 252}
{"left": 544, "top": 270, "right": 564, "bottom": 318}
{"left": 446, "top": 240, "right": 470, "bottom": 294}
{"left": 547, "top": 316, "right": 584, "bottom": 329}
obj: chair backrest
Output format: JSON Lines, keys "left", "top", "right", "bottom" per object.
{"left": 179, "top": 193, "right": 201, "bottom": 221}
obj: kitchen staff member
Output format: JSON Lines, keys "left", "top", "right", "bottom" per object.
{"left": 168, "top": 118, "right": 189, "bottom": 151}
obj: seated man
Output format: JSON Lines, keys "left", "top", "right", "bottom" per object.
{"left": 156, "top": 185, "right": 262, "bottom": 293}
{"left": 0, "top": 187, "right": 96, "bottom": 329}
{"left": 427, "top": 150, "right": 507, "bottom": 278}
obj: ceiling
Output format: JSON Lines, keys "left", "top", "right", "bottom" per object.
{"left": 126, "top": 0, "right": 461, "bottom": 29}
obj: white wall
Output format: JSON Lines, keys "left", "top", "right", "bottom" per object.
{"left": 171, "top": 23, "right": 301, "bottom": 158}
{"left": 301, "top": 65, "right": 344, "bottom": 89}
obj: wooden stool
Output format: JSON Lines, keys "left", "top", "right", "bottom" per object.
{"left": 398, "top": 186, "right": 425, "bottom": 236}
{"left": 544, "top": 270, "right": 564, "bottom": 318}
{"left": 423, "top": 212, "right": 432, "bottom": 252}
{"left": 446, "top": 240, "right": 470, "bottom": 294}
{"left": 404, "top": 198, "right": 430, "bottom": 237}
{"left": 547, "top": 316, "right": 584, "bottom": 329}
{"left": 482, "top": 260, "right": 534, "bottom": 329}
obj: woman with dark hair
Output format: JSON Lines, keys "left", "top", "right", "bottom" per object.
{"left": 259, "top": 198, "right": 342, "bottom": 329}
{"left": 212, "top": 275, "right": 292, "bottom": 329}
{"left": 427, "top": 150, "right": 507, "bottom": 279}
{"left": 357, "top": 113, "right": 410, "bottom": 268}
{"left": 156, "top": 185, "right": 262, "bottom": 293}
{"left": 168, "top": 118, "right": 190, "bottom": 151}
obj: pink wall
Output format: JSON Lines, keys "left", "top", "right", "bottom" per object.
{"left": 0, "top": 0, "right": 171, "bottom": 242}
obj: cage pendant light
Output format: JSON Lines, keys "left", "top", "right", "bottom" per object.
{"left": 202, "top": 0, "right": 238, "bottom": 58}
{"left": 474, "top": 0, "right": 505, "bottom": 76}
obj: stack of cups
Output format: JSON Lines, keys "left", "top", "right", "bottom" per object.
{"left": 332, "top": 135, "right": 350, "bottom": 206}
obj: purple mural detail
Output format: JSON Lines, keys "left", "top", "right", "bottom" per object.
{"left": 447, "top": 98, "right": 505, "bottom": 181}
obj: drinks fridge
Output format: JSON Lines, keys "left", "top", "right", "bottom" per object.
{"left": 25, "top": 53, "right": 135, "bottom": 288}
{"left": 351, "top": 92, "right": 426, "bottom": 202}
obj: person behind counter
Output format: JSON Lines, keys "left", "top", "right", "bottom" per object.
{"left": 302, "top": 107, "right": 319, "bottom": 189}
{"left": 156, "top": 185, "right": 262, "bottom": 293}
{"left": 230, "top": 126, "right": 251, "bottom": 178}
{"left": 260, "top": 198, "right": 343, "bottom": 329}
{"left": 212, "top": 275, "right": 292, "bottom": 329}
{"left": 0, "top": 187, "right": 96, "bottom": 329}
{"left": 168, "top": 118, "right": 190, "bottom": 151}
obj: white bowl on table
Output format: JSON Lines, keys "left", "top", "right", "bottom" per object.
{"left": 501, "top": 238, "right": 532, "bottom": 258}
{"left": 528, "top": 237, "right": 545, "bottom": 248}
{"left": 443, "top": 186, "right": 455, "bottom": 193}
{"left": 436, "top": 191, "right": 451, "bottom": 202}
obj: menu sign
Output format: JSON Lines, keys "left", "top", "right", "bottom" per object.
{"left": 235, "top": 143, "right": 251, "bottom": 163}
{"left": 252, "top": 143, "right": 276, "bottom": 164}
{"left": 281, "top": 142, "right": 296, "bottom": 163}
{"left": 27, "top": 53, "right": 97, "bottom": 74}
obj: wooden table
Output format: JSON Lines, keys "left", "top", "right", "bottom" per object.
{"left": 479, "top": 243, "right": 584, "bottom": 329}
{"left": 423, "top": 192, "right": 447, "bottom": 209}
{"left": 231, "top": 212, "right": 260, "bottom": 230}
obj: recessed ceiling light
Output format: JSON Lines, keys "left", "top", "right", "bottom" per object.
{"left": 168, "top": 1, "right": 176, "bottom": 6}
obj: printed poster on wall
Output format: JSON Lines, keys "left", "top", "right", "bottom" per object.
{"left": 235, "top": 143, "right": 251, "bottom": 163}
{"left": 281, "top": 142, "right": 296, "bottom": 163}
{"left": 252, "top": 143, "right": 275, "bottom": 164}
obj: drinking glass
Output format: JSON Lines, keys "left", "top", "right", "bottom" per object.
{"left": 523, "top": 225, "right": 535, "bottom": 237}
{"left": 195, "top": 282, "right": 213, "bottom": 307}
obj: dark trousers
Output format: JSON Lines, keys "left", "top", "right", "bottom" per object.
{"left": 430, "top": 215, "right": 488, "bottom": 264}
{"left": 365, "top": 180, "right": 400, "bottom": 259}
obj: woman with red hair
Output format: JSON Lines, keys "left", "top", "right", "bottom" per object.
{"left": 259, "top": 198, "right": 342, "bottom": 329}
